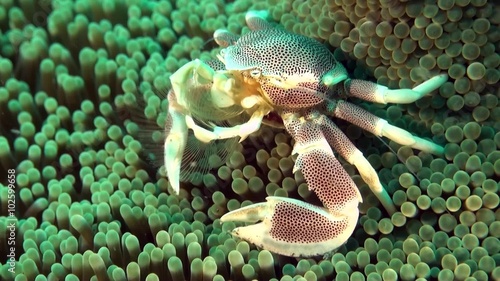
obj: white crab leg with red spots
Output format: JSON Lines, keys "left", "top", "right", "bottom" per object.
{"left": 333, "top": 101, "right": 444, "bottom": 155}
{"left": 344, "top": 74, "right": 448, "bottom": 104}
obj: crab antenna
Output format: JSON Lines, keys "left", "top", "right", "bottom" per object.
{"left": 374, "top": 134, "right": 421, "bottom": 181}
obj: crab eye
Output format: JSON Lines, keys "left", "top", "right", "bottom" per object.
{"left": 250, "top": 69, "right": 261, "bottom": 78}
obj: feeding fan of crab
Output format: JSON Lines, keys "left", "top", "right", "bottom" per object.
{"left": 159, "top": 11, "right": 447, "bottom": 258}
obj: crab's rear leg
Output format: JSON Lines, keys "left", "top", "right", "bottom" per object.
{"left": 221, "top": 114, "right": 361, "bottom": 257}
{"left": 322, "top": 75, "right": 447, "bottom": 210}
{"left": 331, "top": 100, "right": 444, "bottom": 155}
{"left": 336, "top": 74, "right": 448, "bottom": 104}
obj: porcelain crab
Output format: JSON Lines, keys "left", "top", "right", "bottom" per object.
{"left": 164, "top": 10, "right": 447, "bottom": 257}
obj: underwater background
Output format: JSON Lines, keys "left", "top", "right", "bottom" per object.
{"left": 0, "top": 0, "right": 499, "bottom": 280}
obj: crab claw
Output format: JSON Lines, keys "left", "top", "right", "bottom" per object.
{"left": 220, "top": 196, "right": 359, "bottom": 257}
{"left": 222, "top": 114, "right": 362, "bottom": 257}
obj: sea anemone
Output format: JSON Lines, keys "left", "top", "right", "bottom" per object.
{"left": 0, "top": 0, "right": 499, "bottom": 280}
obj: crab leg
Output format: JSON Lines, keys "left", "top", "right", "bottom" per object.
{"left": 312, "top": 115, "right": 396, "bottom": 214}
{"left": 245, "top": 10, "right": 273, "bottom": 30}
{"left": 214, "top": 29, "right": 240, "bottom": 47}
{"left": 164, "top": 90, "right": 188, "bottom": 195}
{"left": 331, "top": 100, "right": 444, "bottom": 155}
{"left": 213, "top": 10, "right": 273, "bottom": 49}
{"left": 343, "top": 74, "right": 448, "bottom": 104}
{"left": 221, "top": 114, "right": 361, "bottom": 257}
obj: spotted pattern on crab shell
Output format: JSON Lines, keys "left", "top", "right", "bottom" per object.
{"left": 225, "top": 28, "right": 335, "bottom": 78}
{"left": 269, "top": 201, "right": 348, "bottom": 243}
{"left": 222, "top": 28, "right": 343, "bottom": 107}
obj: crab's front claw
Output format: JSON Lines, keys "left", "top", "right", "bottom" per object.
{"left": 220, "top": 196, "right": 359, "bottom": 257}
{"left": 222, "top": 114, "right": 363, "bottom": 257}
